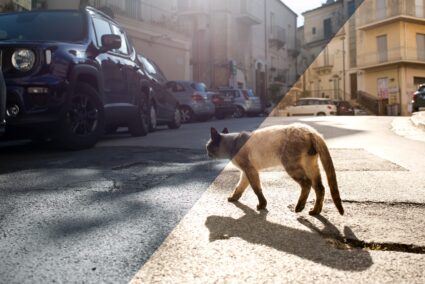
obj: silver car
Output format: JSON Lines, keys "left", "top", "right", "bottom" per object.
{"left": 166, "top": 81, "right": 215, "bottom": 123}
{"left": 217, "top": 88, "right": 263, "bottom": 118}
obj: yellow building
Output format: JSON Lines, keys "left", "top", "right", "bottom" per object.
{"left": 355, "top": 0, "right": 425, "bottom": 115}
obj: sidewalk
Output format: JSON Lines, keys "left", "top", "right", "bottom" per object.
{"left": 130, "top": 149, "right": 425, "bottom": 283}
{"left": 392, "top": 111, "right": 425, "bottom": 142}
{"left": 411, "top": 111, "right": 425, "bottom": 131}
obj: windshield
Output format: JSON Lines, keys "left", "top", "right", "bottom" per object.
{"left": 0, "top": 11, "right": 86, "bottom": 42}
{"left": 191, "top": 82, "right": 207, "bottom": 92}
{"left": 242, "top": 89, "right": 255, "bottom": 97}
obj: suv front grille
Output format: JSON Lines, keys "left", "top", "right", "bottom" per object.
{"left": 1, "top": 48, "right": 14, "bottom": 74}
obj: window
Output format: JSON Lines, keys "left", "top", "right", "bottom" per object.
{"left": 347, "top": 0, "right": 356, "bottom": 17}
{"left": 296, "top": 100, "right": 307, "bottom": 106}
{"left": 166, "top": 82, "right": 185, "bottom": 93}
{"left": 190, "top": 82, "right": 207, "bottom": 92}
{"left": 0, "top": 11, "right": 86, "bottom": 42}
{"left": 312, "top": 27, "right": 316, "bottom": 35}
{"left": 417, "top": 33, "right": 425, "bottom": 60}
{"left": 376, "top": 0, "right": 386, "bottom": 20}
{"left": 270, "top": 12, "right": 275, "bottom": 34}
{"left": 111, "top": 24, "right": 129, "bottom": 55}
{"left": 92, "top": 17, "right": 112, "bottom": 47}
{"left": 140, "top": 56, "right": 157, "bottom": 75}
{"left": 416, "top": 0, "right": 424, "bottom": 18}
{"left": 377, "top": 35, "right": 388, "bottom": 63}
{"left": 125, "top": 0, "right": 141, "bottom": 19}
{"left": 324, "top": 18, "right": 332, "bottom": 39}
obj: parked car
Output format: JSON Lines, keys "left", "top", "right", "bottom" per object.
{"left": 412, "top": 84, "right": 425, "bottom": 112}
{"left": 354, "top": 106, "right": 370, "bottom": 116}
{"left": 0, "top": 7, "right": 154, "bottom": 149}
{"left": 217, "top": 88, "right": 263, "bottom": 118}
{"left": 284, "top": 98, "right": 337, "bottom": 116}
{"left": 333, "top": 100, "right": 355, "bottom": 115}
{"left": 207, "top": 91, "right": 235, "bottom": 119}
{"left": 0, "top": 70, "right": 5, "bottom": 136}
{"left": 136, "top": 54, "right": 181, "bottom": 131}
{"left": 166, "top": 80, "right": 215, "bottom": 123}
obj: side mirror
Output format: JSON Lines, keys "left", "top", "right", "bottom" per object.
{"left": 100, "top": 34, "right": 121, "bottom": 52}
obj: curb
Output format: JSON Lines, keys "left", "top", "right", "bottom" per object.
{"left": 410, "top": 111, "right": 425, "bottom": 131}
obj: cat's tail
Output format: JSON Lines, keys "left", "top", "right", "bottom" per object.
{"left": 311, "top": 133, "right": 344, "bottom": 215}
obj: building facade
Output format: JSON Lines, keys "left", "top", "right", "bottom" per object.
{"left": 355, "top": 0, "right": 425, "bottom": 115}
{"left": 175, "top": 0, "right": 297, "bottom": 104}
{"left": 297, "top": 0, "right": 363, "bottom": 101}
{"left": 87, "top": 0, "right": 192, "bottom": 81}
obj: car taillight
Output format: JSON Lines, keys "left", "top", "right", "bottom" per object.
{"left": 192, "top": 92, "right": 204, "bottom": 102}
{"left": 327, "top": 105, "right": 333, "bottom": 110}
{"left": 212, "top": 96, "right": 222, "bottom": 104}
{"left": 413, "top": 94, "right": 417, "bottom": 103}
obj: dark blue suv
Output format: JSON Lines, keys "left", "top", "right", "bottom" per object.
{"left": 0, "top": 7, "right": 180, "bottom": 149}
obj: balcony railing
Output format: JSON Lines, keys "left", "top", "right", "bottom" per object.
{"left": 237, "top": 0, "right": 262, "bottom": 25}
{"left": 357, "top": 48, "right": 425, "bottom": 68}
{"left": 269, "top": 26, "right": 286, "bottom": 48}
{"left": 357, "top": 0, "right": 425, "bottom": 27}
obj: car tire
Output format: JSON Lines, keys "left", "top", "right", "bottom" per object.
{"left": 317, "top": 112, "right": 326, "bottom": 116}
{"left": 105, "top": 125, "right": 118, "bottom": 134}
{"left": 129, "top": 95, "right": 149, "bottom": 137}
{"left": 215, "top": 112, "right": 225, "bottom": 120}
{"left": 168, "top": 106, "right": 181, "bottom": 129}
{"left": 233, "top": 106, "right": 245, "bottom": 118}
{"left": 180, "top": 106, "right": 194, "bottom": 123}
{"left": 148, "top": 103, "right": 157, "bottom": 132}
{"left": 56, "top": 83, "right": 104, "bottom": 150}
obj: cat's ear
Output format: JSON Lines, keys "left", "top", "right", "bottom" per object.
{"left": 211, "top": 128, "right": 220, "bottom": 141}
{"left": 222, "top": 128, "right": 229, "bottom": 134}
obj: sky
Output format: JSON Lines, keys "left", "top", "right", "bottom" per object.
{"left": 282, "top": 0, "right": 325, "bottom": 27}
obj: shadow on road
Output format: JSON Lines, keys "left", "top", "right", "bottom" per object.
{"left": 205, "top": 202, "right": 373, "bottom": 271}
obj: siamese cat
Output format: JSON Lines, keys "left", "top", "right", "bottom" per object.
{"left": 206, "top": 124, "right": 344, "bottom": 215}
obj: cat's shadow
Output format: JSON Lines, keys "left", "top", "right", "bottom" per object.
{"left": 205, "top": 202, "right": 373, "bottom": 271}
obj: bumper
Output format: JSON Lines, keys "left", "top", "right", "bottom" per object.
{"left": 192, "top": 102, "right": 215, "bottom": 116}
{"left": 4, "top": 77, "right": 68, "bottom": 128}
{"left": 215, "top": 105, "right": 235, "bottom": 115}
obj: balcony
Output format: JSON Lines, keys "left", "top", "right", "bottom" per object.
{"left": 176, "top": 0, "right": 208, "bottom": 16}
{"left": 269, "top": 26, "right": 286, "bottom": 49}
{"left": 357, "top": 48, "right": 425, "bottom": 69}
{"left": 237, "top": 0, "right": 262, "bottom": 25}
{"left": 313, "top": 57, "right": 334, "bottom": 75}
{"left": 357, "top": 0, "right": 425, "bottom": 29}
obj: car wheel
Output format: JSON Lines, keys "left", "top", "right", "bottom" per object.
{"left": 233, "top": 106, "right": 245, "bottom": 118}
{"left": 317, "top": 112, "right": 326, "bottom": 116}
{"left": 57, "top": 83, "right": 104, "bottom": 150}
{"left": 180, "top": 106, "right": 194, "bottom": 123}
{"left": 148, "top": 103, "right": 157, "bottom": 132}
{"left": 129, "top": 96, "right": 149, "bottom": 137}
{"left": 168, "top": 106, "right": 181, "bottom": 129}
{"left": 215, "top": 112, "right": 225, "bottom": 120}
{"left": 105, "top": 125, "right": 118, "bottom": 134}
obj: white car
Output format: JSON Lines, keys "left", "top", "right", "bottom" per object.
{"left": 284, "top": 98, "right": 337, "bottom": 116}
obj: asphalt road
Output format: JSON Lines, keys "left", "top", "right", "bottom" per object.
{"left": 1, "top": 115, "right": 424, "bottom": 283}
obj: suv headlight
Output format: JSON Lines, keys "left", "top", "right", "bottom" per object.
{"left": 11, "top": 49, "right": 36, "bottom": 72}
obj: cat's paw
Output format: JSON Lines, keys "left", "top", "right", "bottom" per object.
{"left": 295, "top": 204, "right": 305, "bottom": 213}
{"left": 308, "top": 208, "right": 321, "bottom": 216}
{"left": 256, "top": 203, "right": 267, "bottom": 211}
{"left": 227, "top": 196, "right": 239, "bottom": 202}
